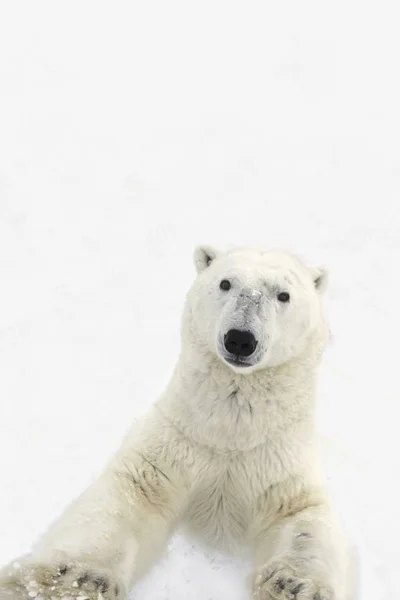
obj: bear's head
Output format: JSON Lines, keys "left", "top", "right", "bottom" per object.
{"left": 184, "top": 246, "right": 329, "bottom": 373}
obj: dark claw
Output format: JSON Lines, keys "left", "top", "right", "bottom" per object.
{"left": 114, "top": 583, "right": 119, "bottom": 596}
{"left": 275, "top": 577, "right": 286, "bottom": 591}
{"left": 93, "top": 575, "right": 109, "bottom": 593}
{"left": 77, "top": 573, "right": 90, "bottom": 586}
{"left": 59, "top": 565, "right": 69, "bottom": 576}
{"left": 292, "top": 582, "right": 305, "bottom": 596}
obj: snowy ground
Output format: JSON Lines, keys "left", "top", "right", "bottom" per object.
{"left": 0, "top": 1, "right": 399, "bottom": 598}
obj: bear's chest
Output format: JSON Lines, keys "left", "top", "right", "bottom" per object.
{"left": 183, "top": 443, "right": 288, "bottom": 552}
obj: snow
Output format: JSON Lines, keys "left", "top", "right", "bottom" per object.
{"left": 0, "top": 1, "right": 399, "bottom": 598}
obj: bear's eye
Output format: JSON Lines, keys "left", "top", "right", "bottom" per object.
{"left": 277, "top": 291, "right": 290, "bottom": 303}
{"left": 220, "top": 279, "right": 231, "bottom": 291}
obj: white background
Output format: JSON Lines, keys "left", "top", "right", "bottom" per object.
{"left": 0, "top": 1, "right": 399, "bottom": 598}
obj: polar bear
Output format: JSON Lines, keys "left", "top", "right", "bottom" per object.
{"left": 0, "top": 246, "right": 353, "bottom": 600}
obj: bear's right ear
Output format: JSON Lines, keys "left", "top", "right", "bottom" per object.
{"left": 193, "top": 245, "right": 220, "bottom": 273}
{"left": 311, "top": 266, "right": 329, "bottom": 294}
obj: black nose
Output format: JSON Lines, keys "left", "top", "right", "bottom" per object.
{"left": 224, "top": 329, "right": 257, "bottom": 358}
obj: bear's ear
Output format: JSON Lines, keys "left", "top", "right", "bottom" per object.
{"left": 193, "top": 245, "right": 220, "bottom": 273}
{"left": 311, "top": 266, "right": 329, "bottom": 293}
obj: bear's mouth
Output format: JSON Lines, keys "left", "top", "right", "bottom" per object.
{"left": 219, "top": 351, "right": 262, "bottom": 370}
{"left": 224, "top": 356, "right": 253, "bottom": 367}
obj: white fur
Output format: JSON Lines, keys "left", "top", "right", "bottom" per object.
{"left": 0, "top": 247, "right": 352, "bottom": 600}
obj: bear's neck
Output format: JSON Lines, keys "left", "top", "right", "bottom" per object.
{"left": 159, "top": 330, "right": 326, "bottom": 453}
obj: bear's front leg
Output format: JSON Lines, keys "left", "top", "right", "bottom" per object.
{"left": 250, "top": 497, "right": 352, "bottom": 600}
{"left": 0, "top": 428, "right": 186, "bottom": 600}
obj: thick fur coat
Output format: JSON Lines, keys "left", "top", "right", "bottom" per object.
{"left": 0, "top": 247, "right": 353, "bottom": 600}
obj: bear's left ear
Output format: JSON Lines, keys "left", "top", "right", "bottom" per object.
{"left": 311, "top": 266, "right": 329, "bottom": 293}
{"left": 194, "top": 245, "right": 220, "bottom": 273}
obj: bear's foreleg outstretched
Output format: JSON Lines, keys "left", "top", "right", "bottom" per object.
{"left": 250, "top": 491, "right": 352, "bottom": 600}
{"left": 0, "top": 430, "right": 185, "bottom": 600}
